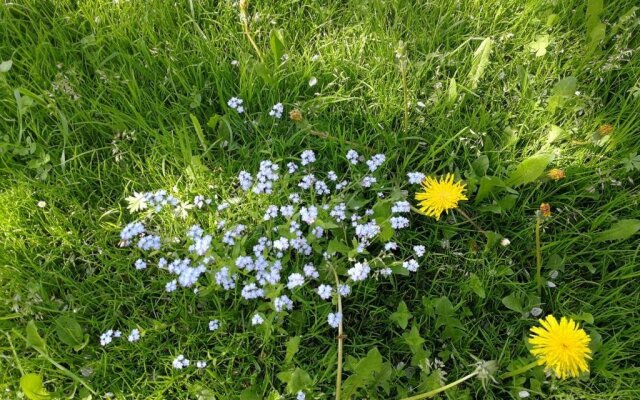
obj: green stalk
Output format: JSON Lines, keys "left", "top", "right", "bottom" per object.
{"left": 333, "top": 269, "right": 344, "bottom": 400}
{"left": 535, "top": 216, "right": 542, "bottom": 295}
{"left": 499, "top": 360, "right": 539, "bottom": 380}
{"left": 401, "top": 371, "right": 479, "bottom": 400}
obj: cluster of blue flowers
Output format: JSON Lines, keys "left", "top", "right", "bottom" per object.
{"left": 117, "top": 150, "right": 428, "bottom": 372}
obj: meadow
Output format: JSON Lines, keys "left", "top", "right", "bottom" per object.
{"left": 1, "top": 0, "right": 639, "bottom": 399}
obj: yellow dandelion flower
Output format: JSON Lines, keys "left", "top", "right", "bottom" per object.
{"left": 529, "top": 315, "right": 592, "bottom": 379}
{"left": 597, "top": 124, "right": 614, "bottom": 136}
{"left": 547, "top": 168, "right": 565, "bottom": 181}
{"left": 415, "top": 173, "right": 467, "bottom": 220}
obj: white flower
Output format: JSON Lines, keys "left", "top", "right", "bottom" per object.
{"left": 287, "top": 273, "right": 305, "bottom": 289}
{"left": 390, "top": 217, "right": 410, "bottom": 229}
{"left": 338, "top": 284, "right": 351, "bottom": 297}
{"left": 407, "top": 172, "right": 426, "bottom": 184}
{"left": 127, "top": 329, "right": 140, "bottom": 342}
{"left": 274, "top": 295, "right": 293, "bottom": 312}
{"left": 348, "top": 261, "right": 371, "bottom": 281}
{"left": 172, "top": 354, "right": 190, "bottom": 369}
{"left": 413, "top": 245, "right": 426, "bottom": 257}
{"left": 366, "top": 154, "right": 385, "bottom": 172}
{"left": 196, "top": 361, "right": 207, "bottom": 369}
{"left": 317, "top": 284, "right": 333, "bottom": 300}
{"left": 134, "top": 259, "right": 147, "bottom": 270}
{"left": 269, "top": 103, "right": 284, "bottom": 118}
{"left": 314, "top": 180, "right": 330, "bottom": 195}
{"left": 296, "top": 391, "right": 306, "bottom": 400}
{"left": 208, "top": 320, "right": 220, "bottom": 331}
{"left": 327, "top": 312, "right": 342, "bottom": 328}
{"left": 287, "top": 162, "right": 298, "bottom": 174}
{"left": 100, "top": 330, "right": 113, "bottom": 346}
{"left": 263, "top": 205, "right": 279, "bottom": 221}
{"left": 327, "top": 170, "right": 338, "bottom": 181}
{"left": 300, "top": 150, "right": 316, "bottom": 166}
{"left": 346, "top": 149, "right": 359, "bottom": 164}
{"left": 227, "top": 97, "right": 244, "bottom": 113}
{"left": 391, "top": 201, "right": 411, "bottom": 213}
{"left": 361, "top": 176, "right": 376, "bottom": 188}
{"left": 251, "top": 313, "right": 264, "bottom": 326}
{"left": 403, "top": 259, "right": 419, "bottom": 272}
{"left": 308, "top": 76, "right": 317, "bottom": 87}
{"left": 385, "top": 242, "right": 398, "bottom": 251}
{"left": 126, "top": 192, "right": 148, "bottom": 213}
{"left": 530, "top": 307, "right": 543, "bottom": 317}
{"left": 500, "top": 238, "right": 511, "bottom": 246}
{"left": 37, "top": 200, "right": 47, "bottom": 208}
{"left": 165, "top": 280, "right": 177, "bottom": 292}
{"left": 380, "top": 268, "right": 392, "bottom": 277}
{"left": 303, "top": 263, "right": 319, "bottom": 279}
{"left": 518, "top": 391, "right": 530, "bottom": 398}
{"left": 238, "top": 171, "right": 253, "bottom": 191}
{"left": 300, "top": 206, "right": 318, "bottom": 224}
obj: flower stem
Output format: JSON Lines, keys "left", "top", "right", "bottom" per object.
{"left": 239, "top": 1, "right": 264, "bottom": 63}
{"left": 400, "top": 61, "right": 409, "bottom": 132}
{"left": 401, "top": 371, "right": 479, "bottom": 400}
{"left": 457, "top": 208, "right": 486, "bottom": 234}
{"left": 535, "top": 216, "right": 542, "bottom": 295}
{"left": 333, "top": 269, "right": 344, "bottom": 400}
{"left": 499, "top": 360, "right": 539, "bottom": 380}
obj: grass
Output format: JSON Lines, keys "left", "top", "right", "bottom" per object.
{"left": 1, "top": 0, "right": 639, "bottom": 398}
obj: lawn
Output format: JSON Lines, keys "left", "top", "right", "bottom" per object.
{"left": 1, "top": 0, "right": 639, "bottom": 399}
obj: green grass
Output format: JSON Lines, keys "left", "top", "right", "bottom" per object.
{"left": 1, "top": 0, "right": 639, "bottom": 398}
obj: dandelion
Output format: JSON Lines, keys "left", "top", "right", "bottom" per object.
{"left": 126, "top": 192, "right": 148, "bottom": 213}
{"left": 289, "top": 109, "right": 303, "bottom": 122}
{"left": 547, "top": 168, "right": 565, "bottom": 181}
{"left": 539, "top": 203, "right": 551, "bottom": 218}
{"left": 529, "top": 315, "right": 591, "bottom": 379}
{"left": 598, "top": 124, "right": 614, "bottom": 136}
{"left": 415, "top": 174, "right": 468, "bottom": 220}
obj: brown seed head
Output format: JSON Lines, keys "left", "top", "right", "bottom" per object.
{"left": 289, "top": 109, "right": 303, "bottom": 122}
{"left": 540, "top": 203, "right": 551, "bottom": 218}
{"left": 598, "top": 124, "right": 614, "bottom": 136}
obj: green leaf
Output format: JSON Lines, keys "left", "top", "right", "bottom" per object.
{"left": 475, "top": 176, "right": 504, "bottom": 203}
{"left": 239, "top": 388, "right": 261, "bottom": 400}
{"left": 189, "top": 114, "right": 208, "bottom": 149}
{"left": 0, "top": 59, "right": 12, "bottom": 73}
{"left": 284, "top": 336, "right": 301, "bottom": 364}
{"left": 390, "top": 301, "right": 412, "bottom": 329}
{"left": 547, "top": 76, "right": 577, "bottom": 112}
{"left": 378, "top": 220, "right": 394, "bottom": 242}
{"left": 277, "top": 368, "right": 312, "bottom": 394}
{"left": 26, "top": 320, "right": 46, "bottom": 351}
{"left": 501, "top": 293, "right": 523, "bottom": 313}
{"left": 327, "top": 239, "right": 350, "bottom": 255}
{"left": 506, "top": 153, "right": 555, "bottom": 186}
{"left": 54, "top": 315, "right": 85, "bottom": 349}
{"left": 402, "top": 325, "right": 425, "bottom": 353}
{"left": 467, "top": 38, "right": 493, "bottom": 89}
{"left": 586, "top": 0, "right": 604, "bottom": 32}
{"left": 571, "top": 312, "right": 594, "bottom": 325}
{"left": 269, "top": 29, "right": 286, "bottom": 63}
{"left": 446, "top": 77, "right": 457, "bottom": 104}
{"left": 468, "top": 273, "right": 486, "bottom": 299}
{"left": 528, "top": 34, "right": 550, "bottom": 57}
{"left": 471, "top": 155, "right": 489, "bottom": 177}
{"left": 20, "top": 374, "right": 50, "bottom": 400}
{"left": 546, "top": 124, "right": 567, "bottom": 145}
{"left": 483, "top": 231, "right": 502, "bottom": 252}
{"left": 341, "top": 348, "right": 383, "bottom": 399}
{"left": 594, "top": 219, "right": 640, "bottom": 242}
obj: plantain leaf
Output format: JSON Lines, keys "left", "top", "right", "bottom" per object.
{"left": 594, "top": 219, "right": 640, "bottom": 242}
{"left": 506, "top": 153, "right": 554, "bottom": 186}
{"left": 467, "top": 38, "right": 493, "bottom": 89}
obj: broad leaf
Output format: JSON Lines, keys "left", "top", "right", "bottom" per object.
{"left": 270, "top": 29, "right": 286, "bottom": 63}
{"left": 54, "top": 315, "right": 85, "bottom": 349}
{"left": 341, "top": 348, "right": 383, "bottom": 399}
{"left": 20, "top": 374, "right": 50, "bottom": 400}
{"left": 468, "top": 273, "right": 486, "bottom": 299}
{"left": 506, "top": 153, "right": 554, "bottom": 186}
{"left": 594, "top": 219, "right": 640, "bottom": 242}
{"left": 467, "top": 38, "right": 493, "bottom": 89}
{"left": 390, "top": 301, "right": 412, "bottom": 329}
{"left": 502, "top": 293, "right": 523, "bottom": 313}
{"left": 26, "top": 320, "right": 46, "bottom": 351}
{"left": 547, "top": 76, "right": 577, "bottom": 112}
{"left": 528, "top": 34, "right": 550, "bottom": 57}
{"left": 284, "top": 336, "right": 301, "bottom": 364}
